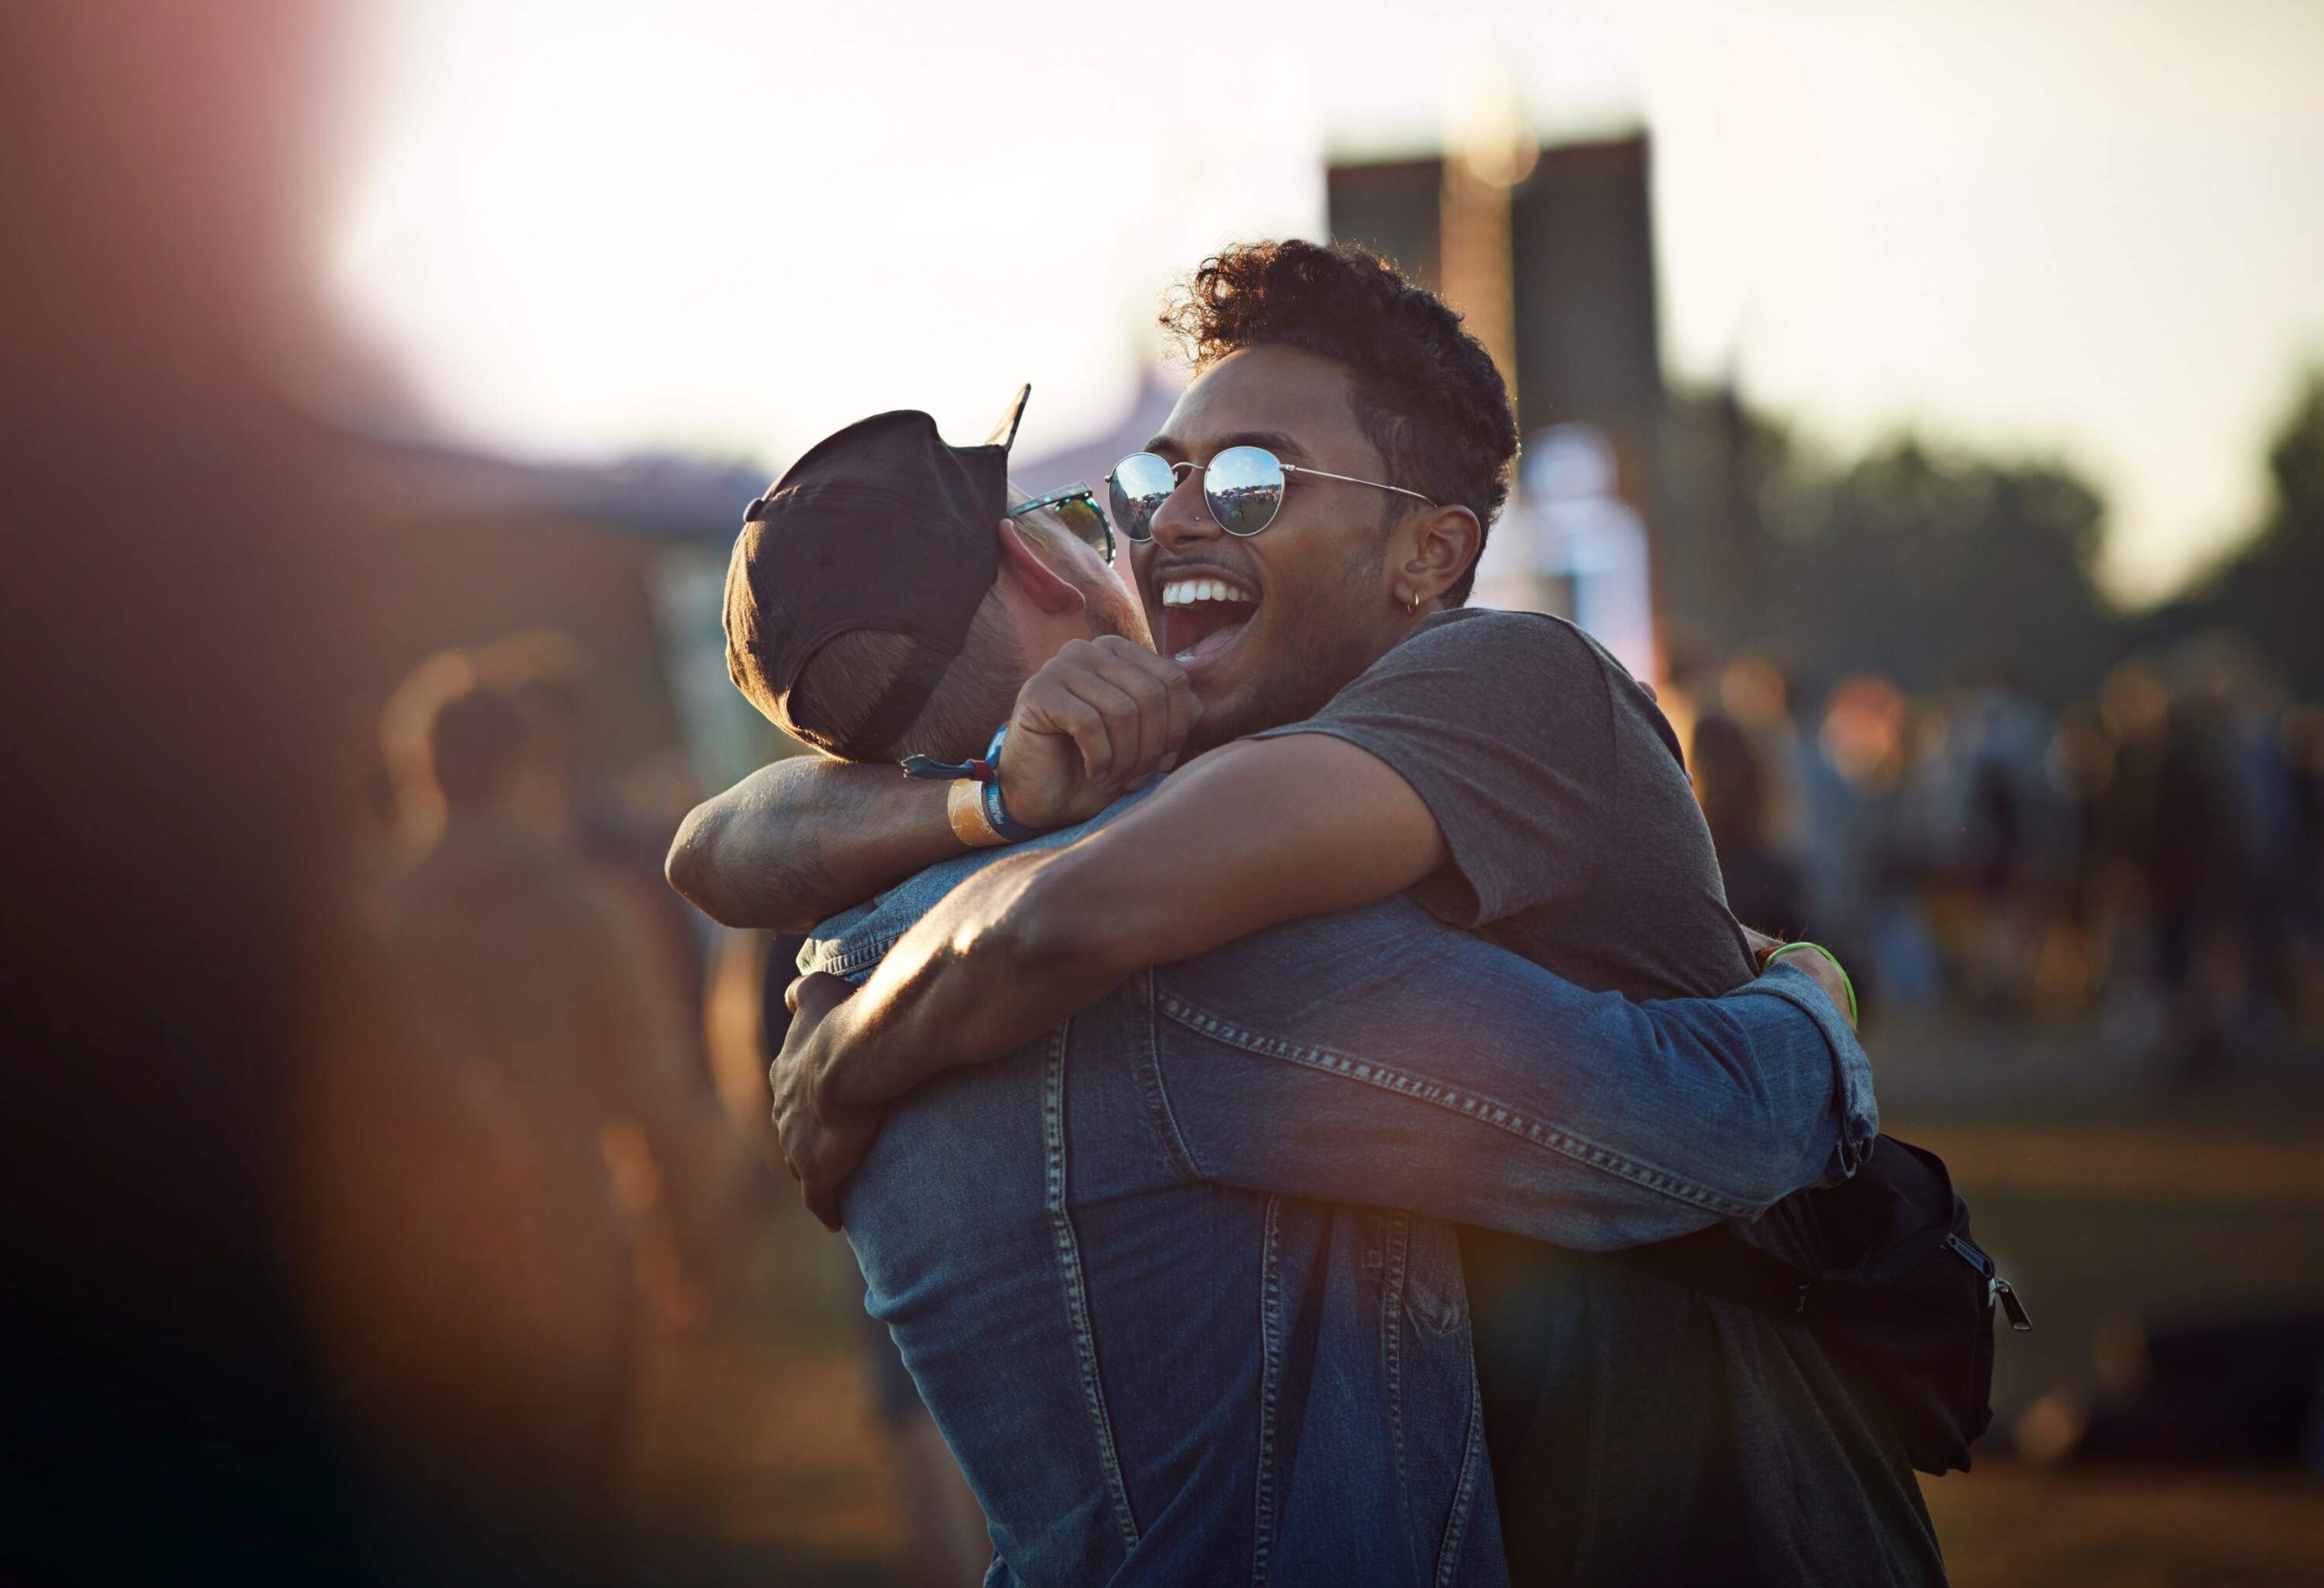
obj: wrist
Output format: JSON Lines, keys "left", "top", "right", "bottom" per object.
{"left": 1761, "top": 941, "right": 1859, "bottom": 1028}
{"left": 983, "top": 724, "right": 1057, "bottom": 840}
{"left": 947, "top": 778, "right": 1009, "bottom": 848}
{"left": 980, "top": 774, "right": 1047, "bottom": 843}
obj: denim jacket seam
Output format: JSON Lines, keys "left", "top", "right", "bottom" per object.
{"left": 1431, "top": 1360, "right": 1487, "bottom": 1588}
{"left": 1128, "top": 971, "right": 1207, "bottom": 1183}
{"left": 1380, "top": 1214, "right": 1411, "bottom": 1515}
{"left": 1157, "top": 992, "right": 1763, "bottom": 1221}
{"left": 802, "top": 931, "right": 902, "bottom": 981}
{"left": 1043, "top": 1029, "right": 1140, "bottom": 1553}
{"left": 1252, "top": 1196, "right": 1285, "bottom": 1588}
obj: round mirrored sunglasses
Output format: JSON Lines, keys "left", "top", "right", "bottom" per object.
{"left": 1106, "top": 444, "right": 1434, "bottom": 542}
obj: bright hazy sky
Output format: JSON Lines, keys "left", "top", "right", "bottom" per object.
{"left": 328, "top": 0, "right": 2324, "bottom": 605}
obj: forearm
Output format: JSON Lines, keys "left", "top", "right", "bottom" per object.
{"left": 807, "top": 734, "right": 1449, "bottom": 1109}
{"left": 665, "top": 756, "right": 961, "bottom": 931}
{"left": 811, "top": 845, "right": 1137, "bottom": 1110}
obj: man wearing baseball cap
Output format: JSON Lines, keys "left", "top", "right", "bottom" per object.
{"left": 723, "top": 388, "right": 1147, "bottom": 772}
{"left": 671, "top": 366, "right": 1888, "bottom": 1583}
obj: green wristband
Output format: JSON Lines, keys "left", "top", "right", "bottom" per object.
{"left": 1764, "top": 941, "right": 1859, "bottom": 1027}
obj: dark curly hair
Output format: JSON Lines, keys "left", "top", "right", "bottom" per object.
{"left": 1160, "top": 240, "right": 1518, "bottom": 605}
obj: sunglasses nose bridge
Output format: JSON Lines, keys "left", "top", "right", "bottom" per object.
{"left": 1138, "top": 461, "right": 1218, "bottom": 547}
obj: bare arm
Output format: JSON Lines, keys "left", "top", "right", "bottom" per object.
{"left": 793, "top": 732, "right": 1444, "bottom": 1111}
{"left": 665, "top": 756, "right": 960, "bottom": 932}
{"left": 773, "top": 730, "right": 1863, "bottom": 1226}
{"left": 783, "top": 729, "right": 1859, "bottom": 1116}
{"left": 666, "top": 636, "right": 1202, "bottom": 932}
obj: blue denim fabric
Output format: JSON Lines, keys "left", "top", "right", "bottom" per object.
{"left": 806, "top": 795, "right": 1876, "bottom": 1588}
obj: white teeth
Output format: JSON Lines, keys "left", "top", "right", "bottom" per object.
{"left": 1159, "top": 576, "right": 1256, "bottom": 607}
{"left": 1176, "top": 649, "right": 1197, "bottom": 663}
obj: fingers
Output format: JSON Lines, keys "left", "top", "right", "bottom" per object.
{"left": 770, "top": 1082, "right": 837, "bottom": 1223}
{"left": 1021, "top": 637, "right": 1200, "bottom": 791}
{"left": 1028, "top": 675, "right": 1133, "bottom": 786}
{"left": 788, "top": 1119, "right": 863, "bottom": 1232}
{"left": 1079, "top": 636, "right": 1198, "bottom": 784}
{"left": 784, "top": 971, "right": 852, "bottom": 1021}
{"left": 804, "top": 1178, "right": 842, "bottom": 1233}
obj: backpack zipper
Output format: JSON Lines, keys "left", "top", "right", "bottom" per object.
{"left": 1945, "top": 1234, "right": 1994, "bottom": 1278}
{"left": 1948, "top": 1233, "right": 2033, "bottom": 1331}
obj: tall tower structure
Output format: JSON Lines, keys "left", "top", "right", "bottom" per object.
{"left": 1327, "top": 132, "right": 1666, "bottom": 676}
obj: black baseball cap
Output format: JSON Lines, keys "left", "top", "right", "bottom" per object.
{"left": 724, "top": 386, "right": 1030, "bottom": 756}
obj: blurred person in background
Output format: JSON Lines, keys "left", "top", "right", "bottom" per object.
{"left": 2137, "top": 636, "right": 2277, "bottom": 1075}
{"left": 299, "top": 642, "right": 741, "bottom": 1583}
{"left": 1801, "top": 676, "right": 1943, "bottom": 1018}
{"left": 2041, "top": 699, "right": 2127, "bottom": 1016}
{"left": 1941, "top": 669, "right": 2072, "bottom": 1017}
{"left": 2089, "top": 657, "right": 2177, "bottom": 1020}
{"left": 1690, "top": 711, "right": 1809, "bottom": 943}
{"left": 2285, "top": 704, "right": 2324, "bottom": 1035}
{"left": 1718, "top": 655, "right": 1814, "bottom": 863}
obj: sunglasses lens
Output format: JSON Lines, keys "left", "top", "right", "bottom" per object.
{"left": 1108, "top": 453, "right": 1177, "bottom": 542}
{"left": 1203, "top": 446, "right": 1285, "bottom": 536}
{"left": 1053, "top": 494, "right": 1114, "bottom": 562}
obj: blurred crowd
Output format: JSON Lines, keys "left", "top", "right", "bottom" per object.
{"left": 1675, "top": 634, "right": 2324, "bottom": 1069}
{"left": 278, "top": 616, "right": 2324, "bottom": 1580}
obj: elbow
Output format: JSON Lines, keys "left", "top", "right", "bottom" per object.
{"left": 1726, "top": 1087, "right": 1827, "bottom": 1216}
{"left": 665, "top": 804, "right": 734, "bottom": 924}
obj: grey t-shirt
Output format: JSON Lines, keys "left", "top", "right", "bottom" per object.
{"left": 1257, "top": 607, "right": 1942, "bottom": 1586}
{"left": 1255, "top": 607, "right": 1756, "bottom": 1002}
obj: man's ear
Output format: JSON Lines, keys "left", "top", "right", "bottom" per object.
{"left": 1400, "top": 505, "right": 1482, "bottom": 604}
{"left": 996, "top": 518, "right": 1087, "bottom": 616}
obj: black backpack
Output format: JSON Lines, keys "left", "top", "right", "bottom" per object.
{"left": 1625, "top": 1134, "right": 2030, "bottom": 1475}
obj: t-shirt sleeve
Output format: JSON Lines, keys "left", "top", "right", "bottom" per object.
{"left": 1249, "top": 612, "right": 1647, "bottom": 929}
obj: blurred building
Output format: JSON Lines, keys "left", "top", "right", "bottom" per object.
{"left": 1328, "top": 134, "right": 1666, "bottom": 674}
{"left": 330, "top": 430, "right": 782, "bottom": 809}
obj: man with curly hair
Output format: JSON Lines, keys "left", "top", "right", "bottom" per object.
{"left": 674, "top": 242, "right": 1938, "bottom": 1585}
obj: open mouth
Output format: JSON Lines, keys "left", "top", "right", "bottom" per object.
{"left": 1158, "top": 575, "right": 1259, "bottom": 669}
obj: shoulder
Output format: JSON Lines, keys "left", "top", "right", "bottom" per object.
{"left": 1346, "top": 609, "right": 1634, "bottom": 733}
{"left": 1367, "top": 607, "right": 1611, "bottom": 683}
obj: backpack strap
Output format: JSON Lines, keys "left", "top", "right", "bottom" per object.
{"left": 1619, "top": 1219, "right": 1819, "bottom": 1319}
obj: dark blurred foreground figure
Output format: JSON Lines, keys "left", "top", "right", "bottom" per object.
{"left": 298, "top": 657, "right": 727, "bottom": 1583}
{"left": 4, "top": 5, "right": 401, "bottom": 1580}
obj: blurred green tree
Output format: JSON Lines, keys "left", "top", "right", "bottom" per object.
{"left": 2156, "top": 372, "right": 2324, "bottom": 697}
{"left": 1656, "top": 389, "right": 2123, "bottom": 703}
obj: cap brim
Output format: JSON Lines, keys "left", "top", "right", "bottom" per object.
{"left": 982, "top": 383, "right": 1031, "bottom": 450}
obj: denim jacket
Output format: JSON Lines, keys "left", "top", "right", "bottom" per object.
{"left": 806, "top": 799, "right": 1876, "bottom": 1587}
